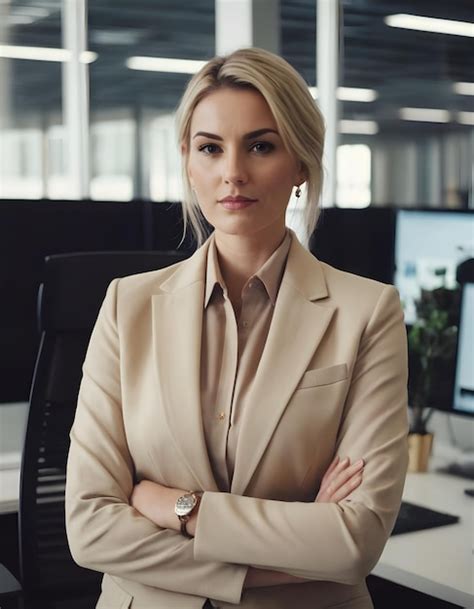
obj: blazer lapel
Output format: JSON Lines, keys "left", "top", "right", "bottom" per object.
{"left": 151, "top": 238, "right": 219, "bottom": 492}
{"left": 231, "top": 236, "right": 336, "bottom": 496}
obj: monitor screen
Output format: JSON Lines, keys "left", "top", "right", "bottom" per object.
{"left": 394, "top": 210, "right": 474, "bottom": 324}
{"left": 453, "top": 283, "right": 474, "bottom": 416}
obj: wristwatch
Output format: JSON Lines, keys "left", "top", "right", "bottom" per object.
{"left": 175, "top": 491, "right": 203, "bottom": 538}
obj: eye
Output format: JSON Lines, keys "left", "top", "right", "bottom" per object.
{"left": 250, "top": 141, "right": 274, "bottom": 154}
{"left": 198, "top": 143, "right": 221, "bottom": 155}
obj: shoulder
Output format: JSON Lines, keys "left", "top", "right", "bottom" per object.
{"left": 318, "top": 261, "right": 404, "bottom": 333}
{"left": 115, "top": 257, "right": 188, "bottom": 298}
{"left": 106, "top": 239, "right": 210, "bottom": 311}
{"left": 319, "top": 260, "right": 394, "bottom": 300}
{"left": 287, "top": 233, "right": 402, "bottom": 321}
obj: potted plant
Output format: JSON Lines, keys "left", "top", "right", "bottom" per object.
{"left": 407, "top": 283, "right": 460, "bottom": 472}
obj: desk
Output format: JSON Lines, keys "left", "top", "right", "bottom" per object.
{"left": 373, "top": 467, "right": 474, "bottom": 608}
{"left": 0, "top": 459, "right": 21, "bottom": 515}
{"left": 0, "top": 402, "right": 27, "bottom": 515}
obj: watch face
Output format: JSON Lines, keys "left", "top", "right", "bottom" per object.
{"left": 175, "top": 494, "right": 197, "bottom": 517}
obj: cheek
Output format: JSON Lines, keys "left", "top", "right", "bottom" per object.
{"left": 261, "top": 158, "right": 297, "bottom": 188}
{"left": 190, "top": 159, "right": 219, "bottom": 190}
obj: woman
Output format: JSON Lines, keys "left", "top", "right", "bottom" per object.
{"left": 65, "top": 48, "right": 409, "bottom": 609}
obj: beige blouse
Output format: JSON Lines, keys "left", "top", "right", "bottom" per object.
{"left": 200, "top": 229, "right": 292, "bottom": 492}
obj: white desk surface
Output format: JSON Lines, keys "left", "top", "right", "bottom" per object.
{"left": 0, "top": 462, "right": 20, "bottom": 514}
{"left": 1, "top": 404, "right": 473, "bottom": 606}
{"left": 374, "top": 465, "right": 474, "bottom": 608}
{"left": 0, "top": 402, "right": 26, "bottom": 515}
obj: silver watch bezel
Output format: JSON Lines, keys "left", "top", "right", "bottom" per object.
{"left": 175, "top": 493, "right": 197, "bottom": 517}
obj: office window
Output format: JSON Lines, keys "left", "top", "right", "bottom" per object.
{"left": 88, "top": 0, "right": 215, "bottom": 201}
{"left": 337, "top": 144, "right": 371, "bottom": 208}
{"left": 90, "top": 116, "right": 135, "bottom": 201}
{"left": 340, "top": 0, "right": 473, "bottom": 208}
{"left": 0, "top": 1, "right": 63, "bottom": 199}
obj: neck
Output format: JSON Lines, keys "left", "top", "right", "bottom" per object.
{"left": 213, "top": 226, "right": 287, "bottom": 302}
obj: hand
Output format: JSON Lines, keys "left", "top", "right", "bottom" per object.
{"left": 315, "top": 455, "right": 364, "bottom": 503}
{"left": 130, "top": 480, "right": 183, "bottom": 531}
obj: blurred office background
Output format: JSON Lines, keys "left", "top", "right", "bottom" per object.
{"left": 0, "top": 0, "right": 472, "bottom": 206}
{"left": 0, "top": 1, "right": 473, "bottom": 607}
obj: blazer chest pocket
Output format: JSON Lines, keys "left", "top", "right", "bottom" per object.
{"left": 297, "top": 363, "right": 348, "bottom": 390}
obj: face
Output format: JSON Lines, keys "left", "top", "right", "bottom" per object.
{"left": 184, "top": 87, "right": 305, "bottom": 244}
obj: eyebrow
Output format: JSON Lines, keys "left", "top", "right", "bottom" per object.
{"left": 192, "top": 128, "right": 279, "bottom": 141}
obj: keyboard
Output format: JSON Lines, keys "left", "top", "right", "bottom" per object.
{"left": 438, "top": 461, "right": 474, "bottom": 481}
{"left": 391, "top": 501, "right": 460, "bottom": 535}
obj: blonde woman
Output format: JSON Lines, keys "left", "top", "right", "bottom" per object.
{"left": 66, "top": 47, "right": 409, "bottom": 609}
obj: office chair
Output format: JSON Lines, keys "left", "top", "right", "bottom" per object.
{"left": 0, "top": 250, "right": 188, "bottom": 609}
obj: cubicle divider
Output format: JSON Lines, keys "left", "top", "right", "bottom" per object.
{"left": 0, "top": 199, "right": 194, "bottom": 403}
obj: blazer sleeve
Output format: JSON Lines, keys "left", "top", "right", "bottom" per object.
{"left": 65, "top": 278, "right": 247, "bottom": 604}
{"left": 193, "top": 285, "right": 409, "bottom": 585}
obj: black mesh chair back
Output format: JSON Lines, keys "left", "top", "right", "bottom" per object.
{"left": 18, "top": 251, "right": 188, "bottom": 605}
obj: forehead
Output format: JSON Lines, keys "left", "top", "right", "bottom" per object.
{"left": 190, "top": 87, "right": 277, "bottom": 134}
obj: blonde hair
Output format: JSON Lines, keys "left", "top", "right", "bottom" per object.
{"left": 175, "top": 47, "right": 325, "bottom": 247}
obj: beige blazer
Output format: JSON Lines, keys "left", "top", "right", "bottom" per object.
{"left": 65, "top": 230, "right": 409, "bottom": 609}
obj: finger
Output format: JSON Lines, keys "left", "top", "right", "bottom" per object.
{"left": 327, "top": 460, "right": 364, "bottom": 494}
{"left": 331, "top": 473, "right": 363, "bottom": 503}
{"left": 320, "top": 460, "right": 364, "bottom": 500}
{"left": 334, "top": 459, "right": 364, "bottom": 485}
{"left": 320, "top": 456, "right": 352, "bottom": 491}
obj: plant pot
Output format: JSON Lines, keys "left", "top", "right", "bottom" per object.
{"left": 408, "top": 432, "right": 434, "bottom": 473}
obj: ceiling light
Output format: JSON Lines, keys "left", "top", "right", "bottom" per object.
{"left": 453, "top": 82, "right": 474, "bottom": 96}
{"left": 308, "top": 87, "right": 377, "bottom": 102}
{"left": 81, "top": 51, "right": 98, "bottom": 64}
{"left": 338, "top": 87, "right": 378, "bottom": 102}
{"left": 90, "top": 29, "right": 144, "bottom": 46}
{"left": 11, "top": 7, "right": 50, "bottom": 18}
{"left": 0, "top": 45, "right": 97, "bottom": 63}
{"left": 400, "top": 107, "right": 451, "bottom": 122}
{"left": 126, "top": 56, "right": 207, "bottom": 74}
{"left": 457, "top": 112, "right": 474, "bottom": 125}
{"left": 385, "top": 14, "right": 474, "bottom": 38}
{"left": 6, "top": 15, "right": 35, "bottom": 25}
{"left": 339, "top": 120, "right": 379, "bottom": 135}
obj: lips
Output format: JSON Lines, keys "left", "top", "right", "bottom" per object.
{"left": 220, "top": 196, "right": 257, "bottom": 202}
{"left": 219, "top": 195, "right": 257, "bottom": 210}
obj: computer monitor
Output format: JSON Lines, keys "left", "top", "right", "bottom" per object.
{"left": 394, "top": 209, "right": 473, "bottom": 325}
{"left": 439, "top": 274, "right": 474, "bottom": 479}
{"left": 395, "top": 209, "right": 473, "bottom": 424}
{"left": 453, "top": 281, "right": 474, "bottom": 418}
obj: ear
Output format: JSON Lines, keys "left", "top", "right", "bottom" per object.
{"left": 296, "top": 161, "right": 308, "bottom": 185}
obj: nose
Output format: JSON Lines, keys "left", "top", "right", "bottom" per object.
{"left": 224, "top": 150, "right": 248, "bottom": 185}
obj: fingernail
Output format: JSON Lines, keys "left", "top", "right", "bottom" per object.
{"left": 356, "top": 459, "right": 364, "bottom": 467}
{"left": 341, "top": 457, "right": 350, "bottom": 465}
